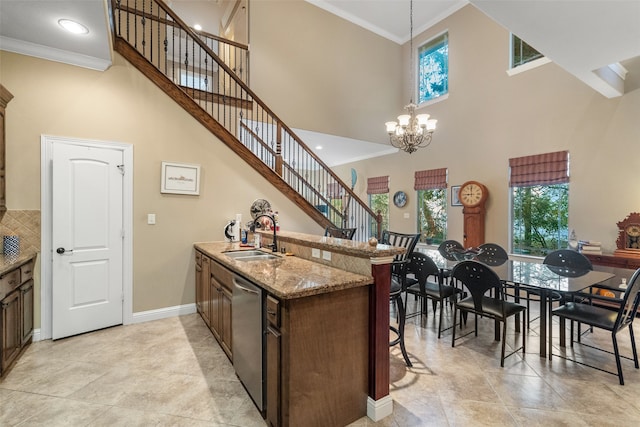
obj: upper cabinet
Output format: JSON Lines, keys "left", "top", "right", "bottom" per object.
{"left": 0, "top": 84, "right": 14, "bottom": 213}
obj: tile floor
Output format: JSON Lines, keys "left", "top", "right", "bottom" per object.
{"left": 1, "top": 302, "right": 640, "bottom": 426}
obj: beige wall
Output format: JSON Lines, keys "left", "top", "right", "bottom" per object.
{"left": 249, "top": 0, "right": 403, "bottom": 144}
{"left": 333, "top": 5, "right": 640, "bottom": 253}
{"left": 1, "top": 50, "right": 321, "bottom": 322}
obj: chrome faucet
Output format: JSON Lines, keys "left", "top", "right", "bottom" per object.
{"left": 253, "top": 213, "right": 278, "bottom": 252}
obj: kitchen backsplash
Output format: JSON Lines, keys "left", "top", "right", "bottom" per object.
{"left": 0, "top": 210, "right": 41, "bottom": 253}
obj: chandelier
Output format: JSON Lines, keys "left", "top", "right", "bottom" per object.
{"left": 385, "top": 0, "right": 437, "bottom": 154}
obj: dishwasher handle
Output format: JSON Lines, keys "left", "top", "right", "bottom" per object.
{"left": 233, "top": 276, "right": 260, "bottom": 295}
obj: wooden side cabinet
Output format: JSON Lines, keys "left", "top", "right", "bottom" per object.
{"left": 1, "top": 257, "right": 35, "bottom": 377}
{"left": 210, "top": 259, "right": 233, "bottom": 359}
{"left": 194, "top": 250, "right": 232, "bottom": 360}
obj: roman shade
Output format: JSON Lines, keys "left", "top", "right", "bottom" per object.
{"left": 367, "top": 176, "right": 389, "bottom": 194}
{"left": 414, "top": 168, "right": 447, "bottom": 190}
{"left": 509, "top": 151, "right": 569, "bottom": 187}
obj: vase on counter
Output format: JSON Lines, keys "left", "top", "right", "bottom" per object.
{"left": 3, "top": 235, "right": 20, "bottom": 257}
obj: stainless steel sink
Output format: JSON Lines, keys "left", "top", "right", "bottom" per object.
{"left": 224, "top": 250, "right": 280, "bottom": 261}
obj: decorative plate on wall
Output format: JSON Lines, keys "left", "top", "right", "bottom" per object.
{"left": 393, "top": 191, "right": 407, "bottom": 208}
{"left": 250, "top": 198, "right": 271, "bottom": 219}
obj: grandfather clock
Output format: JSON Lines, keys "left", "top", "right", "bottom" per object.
{"left": 458, "top": 181, "right": 488, "bottom": 248}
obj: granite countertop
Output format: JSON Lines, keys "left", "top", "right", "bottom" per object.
{"left": 194, "top": 241, "right": 374, "bottom": 299}
{"left": 0, "top": 250, "right": 38, "bottom": 277}
{"left": 263, "top": 230, "right": 405, "bottom": 259}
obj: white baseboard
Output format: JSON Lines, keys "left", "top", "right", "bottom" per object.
{"left": 33, "top": 328, "right": 42, "bottom": 342}
{"left": 367, "top": 395, "right": 393, "bottom": 421}
{"left": 131, "top": 303, "right": 197, "bottom": 324}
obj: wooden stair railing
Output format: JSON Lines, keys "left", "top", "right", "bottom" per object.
{"left": 110, "top": 0, "right": 382, "bottom": 240}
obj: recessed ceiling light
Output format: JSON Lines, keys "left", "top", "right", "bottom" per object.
{"left": 315, "top": 145, "right": 323, "bottom": 150}
{"left": 58, "top": 19, "right": 89, "bottom": 35}
{"left": 194, "top": 24, "right": 202, "bottom": 31}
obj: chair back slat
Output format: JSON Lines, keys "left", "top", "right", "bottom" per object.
{"left": 616, "top": 267, "right": 640, "bottom": 330}
{"left": 451, "top": 260, "right": 502, "bottom": 312}
{"left": 381, "top": 231, "right": 420, "bottom": 263}
{"left": 324, "top": 226, "right": 357, "bottom": 240}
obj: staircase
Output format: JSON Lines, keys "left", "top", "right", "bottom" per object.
{"left": 110, "top": 0, "right": 381, "bottom": 241}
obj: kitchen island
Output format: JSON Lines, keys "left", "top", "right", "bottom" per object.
{"left": 195, "top": 231, "right": 403, "bottom": 427}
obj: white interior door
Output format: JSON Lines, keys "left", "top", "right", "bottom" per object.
{"left": 52, "top": 142, "right": 124, "bottom": 340}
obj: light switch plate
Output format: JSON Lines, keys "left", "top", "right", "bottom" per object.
{"left": 322, "top": 250, "right": 332, "bottom": 261}
{"left": 312, "top": 248, "right": 321, "bottom": 258}
{"left": 147, "top": 214, "right": 156, "bottom": 225}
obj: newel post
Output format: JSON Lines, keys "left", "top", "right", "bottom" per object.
{"left": 367, "top": 255, "right": 394, "bottom": 421}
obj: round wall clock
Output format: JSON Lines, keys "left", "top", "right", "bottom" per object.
{"left": 393, "top": 191, "right": 407, "bottom": 208}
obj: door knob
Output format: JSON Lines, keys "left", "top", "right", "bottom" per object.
{"left": 56, "top": 247, "right": 73, "bottom": 254}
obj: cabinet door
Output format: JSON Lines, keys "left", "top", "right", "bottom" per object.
{"left": 20, "top": 280, "right": 33, "bottom": 345}
{"left": 266, "top": 325, "right": 281, "bottom": 427}
{"left": 210, "top": 276, "right": 222, "bottom": 340}
{"left": 1, "top": 289, "right": 21, "bottom": 372}
{"left": 195, "top": 254, "right": 203, "bottom": 315}
{"left": 221, "top": 286, "right": 232, "bottom": 358}
{"left": 201, "top": 256, "right": 211, "bottom": 326}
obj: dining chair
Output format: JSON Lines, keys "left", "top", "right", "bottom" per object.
{"left": 451, "top": 260, "right": 527, "bottom": 367}
{"left": 550, "top": 267, "right": 640, "bottom": 385}
{"left": 438, "top": 240, "right": 464, "bottom": 261}
{"left": 437, "top": 239, "right": 464, "bottom": 285}
{"left": 543, "top": 249, "right": 594, "bottom": 335}
{"left": 476, "top": 243, "right": 508, "bottom": 266}
{"left": 324, "top": 226, "right": 357, "bottom": 240}
{"left": 380, "top": 230, "right": 420, "bottom": 367}
{"left": 405, "top": 252, "right": 463, "bottom": 338}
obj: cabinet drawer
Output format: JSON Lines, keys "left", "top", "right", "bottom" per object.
{"left": 266, "top": 295, "right": 280, "bottom": 327}
{"left": 0, "top": 269, "right": 20, "bottom": 298}
{"left": 211, "top": 260, "right": 234, "bottom": 291}
{"left": 20, "top": 262, "right": 34, "bottom": 283}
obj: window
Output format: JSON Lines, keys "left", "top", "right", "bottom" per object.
{"left": 511, "top": 34, "right": 543, "bottom": 68}
{"left": 367, "top": 176, "right": 389, "bottom": 238}
{"left": 180, "top": 71, "right": 209, "bottom": 91}
{"left": 418, "top": 32, "right": 448, "bottom": 104}
{"left": 414, "top": 168, "right": 447, "bottom": 244}
{"left": 509, "top": 151, "right": 569, "bottom": 256}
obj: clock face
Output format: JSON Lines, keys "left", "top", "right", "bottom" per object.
{"left": 626, "top": 225, "right": 640, "bottom": 237}
{"left": 626, "top": 224, "right": 640, "bottom": 249}
{"left": 393, "top": 191, "right": 407, "bottom": 208}
{"left": 459, "top": 182, "right": 485, "bottom": 207}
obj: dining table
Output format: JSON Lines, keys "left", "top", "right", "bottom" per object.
{"left": 418, "top": 248, "right": 616, "bottom": 357}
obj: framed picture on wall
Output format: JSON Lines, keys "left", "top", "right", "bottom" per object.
{"left": 451, "top": 185, "right": 462, "bottom": 206}
{"left": 161, "top": 161, "right": 201, "bottom": 195}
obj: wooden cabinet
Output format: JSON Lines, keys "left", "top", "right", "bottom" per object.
{"left": 266, "top": 296, "right": 281, "bottom": 427}
{"left": 584, "top": 253, "right": 640, "bottom": 270}
{"left": 210, "top": 260, "right": 233, "bottom": 358}
{"left": 266, "top": 286, "right": 369, "bottom": 427}
{"left": 0, "top": 84, "right": 13, "bottom": 213}
{"left": 1, "top": 289, "right": 21, "bottom": 372}
{"left": 1, "top": 257, "right": 35, "bottom": 376}
{"left": 194, "top": 250, "right": 232, "bottom": 359}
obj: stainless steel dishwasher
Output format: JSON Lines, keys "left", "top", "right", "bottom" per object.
{"left": 231, "top": 273, "right": 265, "bottom": 413}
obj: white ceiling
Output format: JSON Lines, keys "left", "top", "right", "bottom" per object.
{"left": 1, "top": 0, "right": 638, "bottom": 163}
